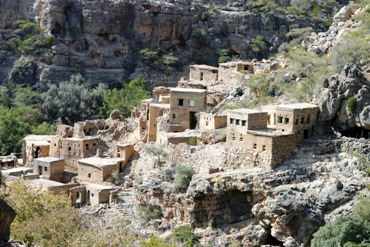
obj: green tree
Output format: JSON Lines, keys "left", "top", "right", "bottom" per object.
{"left": 174, "top": 165, "right": 195, "bottom": 190}
{"left": 250, "top": 35, "right": 267, "bottom": 58}
{"left": 311, "top": 198, "right": 370, "bottom": 247}
{"left": 100, "top": 77, "right": 151, "bottom": 118}
{"left": 42, "top": 73, "right": 107, "bottom": 124}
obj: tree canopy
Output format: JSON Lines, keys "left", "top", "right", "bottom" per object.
{"left": 100, "top": 77, "right": 151, "bottom": 118}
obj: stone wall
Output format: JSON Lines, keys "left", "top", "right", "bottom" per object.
{"left": 189, "top": 65, "right": 219, "bottom": 82}
{"left": 271, "top": 133, "right": 298, "bottom": 168}
{"left": 199, "top": 113, "right": 227, "bottom": 131}
{"left": 78, "top": 164, "right": 104, "bottom": 183}
{"left": 148, "top": 104, "right": 169, "bottom": 142}
{"left": 227, "top": 109, "right": 268, "bottom": 132}
{"left": 33, "top": 158, "right": 65, "bottom": 182}
{"left": 86, "top": 184, "right": 114, "bottom": 206}
{"left": 170, "top": 89, "right": 207, "bottom": 130}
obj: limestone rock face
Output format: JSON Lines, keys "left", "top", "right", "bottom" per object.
{"left": 315, "top": 63, "right": 370, "bottom": 130}
{"left": 0, "top": 198, "right": 16, "bottom": 242}
{"left": 1, "top": 0, "right": 322, "bottom": 87}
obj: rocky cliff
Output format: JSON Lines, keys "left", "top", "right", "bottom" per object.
{"left": 0, "top": 0, "right": 323, "bottom": 88}
{"left": 0, "top": 198, "right": 16, "bottom": 242}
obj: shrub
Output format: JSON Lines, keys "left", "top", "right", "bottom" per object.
{"left": 141, "top": 236, "right": 176, "bottom": 247}
{"left": 143, "top": 144, "right": 168, "bottom": 167}
{"left": 188, "top": 136, "right": 197, "bottom": 146}
{"left": 137, "top": 206, "right": 162, "bottom": 222}
{"left": 44, "top": 35, "right": 54, "bottom": 47}
{"left": 165, "top": 226, "right": 199, "bottom": 246}
{"left": 174, "top": 165, "right": 195, "bottom": 190}
{"left": 347, "top": 97, "right": 357, "bottom": 115}
{"left": 194, "top": 29, "right": 208, "bottom": 47}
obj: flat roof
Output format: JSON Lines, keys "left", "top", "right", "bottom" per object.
{"left": 189, "top": 64, "right": 218, "bottom": 70}
{"left": 23, "top": 135, "right": 53, "bottom": 146}
{"left": 228, "top": 109, "right": 265, "bottom": 114}
{"left": 276, "top": 103, "right": 318, "bottom": 110}
{"left": 78, "top": 157, "right": 124, "bottom": 168}
{"left": 27, "top": 178, "right": 65, "bottom": 187}
{"left": 84, "top": 182, "right": 114, "bottom": 190}
{"left": 150, "top": 103, "right": 170, "bottom": 108}
{"left": 219, "top": 61, "right": 251, "bottom": 67}
{"left": 170, "top": 88, "right": 207, "bottom": 93}
{"left": 247, "top": 128, "right": 295, "bottom": 137}
{"left": 34, "top": 157, "right": 64, "bottom": 163}
{"left": 115, "top": 143, "right": 133, "bottom": 148}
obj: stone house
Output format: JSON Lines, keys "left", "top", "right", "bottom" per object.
{"left": 199, "top": 112, "right": 227, "bottom": 131}
{"left": 170, "top": 88, "right": 207, "bottom": 131}
{"left": 33, "top": 157, "right": 65, "bottom": 182}
{"left": 0, "top": 155, "right": 18, "bottom": 167}
{"left": 114, "top": 143, "right": 134, "bottom": 171}
{"left": 226, "top": 104, "right": 318, "bottom": 168}
{"left": 218, "top": 62, "right": 254, "bottom": 82}
{"left": 26, "top": 178, "right": 79, "bottom": 195}
{"left": 77, "top": 157, "right": 124, "bottom": 184}
{"left": 275, "top": 103, "right": 319, "bottom": 142}
{"left": 22, "top": 135, "right": 53, "bottom": 166}
{"left": 189, "top": 65, "right": 219, "bottom": 82}
{"left": 49, "top": 136, "right": 101, "bottom": 172}
{"left": 85, "top": 183, "right": 115, "bottom": 206}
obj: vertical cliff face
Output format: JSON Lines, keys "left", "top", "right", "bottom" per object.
{"left": 0, "top": 0, "right": 321, "bottom": 88}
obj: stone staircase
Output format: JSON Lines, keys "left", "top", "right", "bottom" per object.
{"left": 114, "top": 188, "right": 137, "bottom": 219}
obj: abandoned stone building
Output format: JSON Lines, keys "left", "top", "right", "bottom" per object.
{"left": 0, "top": 155, "right": 18, "bottom": 168}
{"left": 22, "top": 135, "right": 53, "bottom": 166}
{"left": 226, "top": 103, "right": 319, "bottom": 168}
{"left": 199, "top": 112, "right": 227, "bottom": 131}
{"left": 78, "top": 156, "right": 123, "bottom": 184}
{"left": 33, "top": 157, "right": 65, "bottom": 182}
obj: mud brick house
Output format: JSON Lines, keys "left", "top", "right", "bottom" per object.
{"left": 189, "top": 65, "right": 219, "bottom": 82}
{"left": 199, "top": 112, "right": 227, "bottom": 131}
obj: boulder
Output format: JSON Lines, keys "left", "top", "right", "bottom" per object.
{"left": 0, "top": 198, "right": 16, "bottom": 242}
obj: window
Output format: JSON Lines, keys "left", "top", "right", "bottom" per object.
{"left": 68, "top": 147, "right": 71, "bottom": 151}
{"left": 236, "top": 119, "right": 240, "bottom": 125}
{"left": 91, "top": 193, "right": 94, "bottom": 197}
{"left": 88, "top": 173, "right": 91, "bottom": 178}
{"left": 200, "top": 72, "right": 204, "bottom": 81}
{"left": 262, "top": 145, "right": 266, "bottom": 151}
{"left": 284, "top": 118, "right": 289, "bottom": 124}
{"left": 295, "top": 119, "right": 299, "bottom": 125}
{"left": 93, "top": 143, "right": 96, "bottom": 146}
{"left": 253, "top": 143, "right": 257, "bottom": 149}
{"left": 54, "top": 143, "right": 56, "bottom": 147}
{"left": 172, "top": 114, "right": 176, "bottom": 119}
{"left": 240, "top": 136, "right": 243, "bottom": 141}
{"left": 278, "top": 117, "right": 283, "bottom": 123}
{"left": 86, "top": 144, "right": 89, "bottom": 149}
{"left": 230, "top": 118, "right": 234, "bottom": 124}
{"left": 178, "top": 99, "right": 184, "bottom": 106}
{"left": 306, "top": 117, "right": 310, "bottom": 123}
{"left": 44, "top": 167, "right": 48, "bottom": 172}
{"left": 76, "top": 192, "right": 80, "bottom": 199}
{"left": 189, "top": 99, "right": 195, "bottom": 107}
{"left": 301, "top": 117, "right": 305, "bottom": 124}
{"left": 242, "top": 120, "right": 246, "bottom": 126}
{"left": 206, "top": 121, "right": 209, "bottom": 126}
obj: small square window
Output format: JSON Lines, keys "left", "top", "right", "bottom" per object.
{"left": 189, "top": 99, "right": 195, "bottom": 107}
{"left": 295, "top": 119, "right": 299, "bottom": 125}
{"left": 262, "top": 145, "right": 266, "bottom": 151}
{"left": 284, "top": 118, "right": 289, "bottom": 124}
{"left": 86, "top": 144, "right": 89, "bottom": 149}
{"left": 178, "top": 99, "right": 184, "bottom": 106}
{"left": 88, "top": 173, "right": 91, "bottom": 178}
{"left": 236, "top": 119, "right": 240, "bottom": 125}
{"left": 242, "top": 120, "right": 246, "bottom": 126}
{"left": 230, "top": 118, "right": 234, "bottom": 124}
{"left": 253, "top": 143, "right": 257, "bottom": 149}
{"left": 44, "top": 167, "right": 48, "bottom": 172}
{"left": 240, "top": 136, "right": 243, "bottom": 141}
{"left": 278, "top": 117, "right": 283, "bottom": 123}
{"left": 301, "top": 117, "right": 305, "bottom": 124}
{"left": 306, "top": 117, "right": 310, "bottom": 123}
{"left": 172, "top": 114, "right": 176, "bottom": 119}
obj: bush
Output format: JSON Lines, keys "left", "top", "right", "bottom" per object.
{"left": 141, "top": 236, "right": 176, "bottom": 247}
{"left": 165, "top": 226, "right": 199, "bottom": 247}
{"left": 44, "top": 35, "right": 54, "bottom": 47}
{"left": 143, "top": 144, "right": 169, "bottom": 167}
{"left": 137, "top": 206, "right": 162, "bottom": 222}
{"left": 188, "top": 136, "right": 197, "bottom": 146}
{"left": 347, "top": 96, "right": 357, "bottom": 115}
{"left": 174, "top": 165, "right": 195, "bottom": 190}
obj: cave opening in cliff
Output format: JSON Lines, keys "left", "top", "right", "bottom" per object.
{"left": 340, "top": 127, "right": 370, "bottom": 139}
{"left": 178, "top": 35, "right": 186, "bottom": 46}
{"left": 51, "top": 22, "right": 65, "bottom": 35}
{"left": 266, "top": 234, "right": 284, "bottom": 247}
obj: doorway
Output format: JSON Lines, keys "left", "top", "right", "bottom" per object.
{"left": 189, "top": 112, "right": 197, "bottom": 129}
{"left": 304, "top": 129, "right": 309, "bottom": 139}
